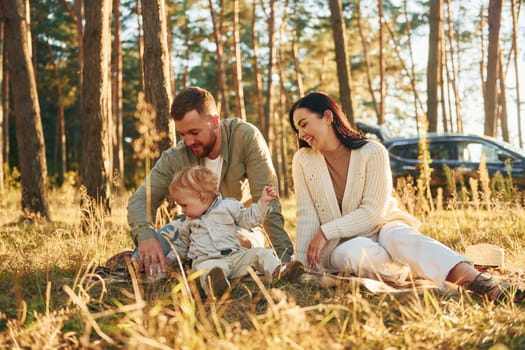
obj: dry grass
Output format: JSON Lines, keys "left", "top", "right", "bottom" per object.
{"left": 1, "top": 184, "right": 525, "bottom": 349}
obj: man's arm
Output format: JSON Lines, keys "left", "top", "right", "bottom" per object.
{"left": 127, "top": 147, "right": 191, "bottom": 275}
{"left": 127, "top": 147, "right": 186, "bottom": 243}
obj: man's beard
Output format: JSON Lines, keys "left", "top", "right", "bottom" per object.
{"left": 191, "top": 131, "right": 217, "bottom": 158}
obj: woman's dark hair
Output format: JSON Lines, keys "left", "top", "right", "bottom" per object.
{"left": 288, "top": 92, "right": 368, "bottom": 149}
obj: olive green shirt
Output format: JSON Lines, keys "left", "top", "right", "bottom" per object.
{"left": 127, "top": 118, "right": 293, "bottom": 257}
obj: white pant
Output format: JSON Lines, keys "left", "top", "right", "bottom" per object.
{"left": 329, "top": 222, "right": 469, "bottom": 287}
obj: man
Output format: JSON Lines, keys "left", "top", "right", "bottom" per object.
{"left": 127, "top": 87, "right": 294, "bottom": 278}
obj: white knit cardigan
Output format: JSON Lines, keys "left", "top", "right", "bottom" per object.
{"left": 292, "top": 140, "right": 419, "bottom": 270}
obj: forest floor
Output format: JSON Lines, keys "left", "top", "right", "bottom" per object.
{"left": 1, "top": 185, "right": 524, "bottom": 349}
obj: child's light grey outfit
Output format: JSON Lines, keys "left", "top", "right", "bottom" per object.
{"left": 166, "top": 196, "right": 281, "bottom": 294}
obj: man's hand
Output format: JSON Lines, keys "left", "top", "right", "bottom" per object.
{"left": 138, "top": 237, "right": 166, "bottom": 276}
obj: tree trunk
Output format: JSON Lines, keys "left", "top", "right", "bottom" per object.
{"left": 141, "top": 0, "right": 174, "bottom": 152}
{"left": 74, "top": 0, "right": 83, "bottom": 88}
{"left": 511, "top": 0, "right": 522, "bottom": 147}
{"left": 232, "top": 0, "right": 246, "bottom": 120}
{"left": 181, "top": 20, "right": 189, "bottom": 88}
{"left": 165, "top": 3, "right": 175, "bottom": 98}
{"left": 277, "top": 74, "right": 289, "bottom": 197}
{"left": 112, "top": 0, "right": 124, "bottom": 185}
{"left": 208, "top": 0, "right": 228, "bottom": 117}
{"left": 251, "top": 0, "right": 264, "bottom": 129}
{"left": 1, "top": 0, "right": 50, "bottom": 219}
{"left": 479, "top": 6, "right": 485, "bottom": 101}
{"left": 279, "top": 105, "right": 289, "bottom": 197}
{"left": 81, "top": 0, "right": 112, "bottom": 217}
{"left": 276, "top": 0, "right": 290, "bottom": 196}
{"left": 0, "top": 19, "right": 4, "bottom": 194}
{"left": 277, "top": 0, "right": 290, "bottom": 109}
{"left": 377, "top": 0, "right": 385, "bottom": 125}
{"left": 402, "top": 0, "right": 421, "bottom": 135}
{"left": 328, "top": 0, "right": 354, "bottom": 124}
{"left": 440, "top": 35, "right": 448, "bottom": 132}
{"left": 483, "top": 0, "right": 502, "bottom": 137}
{"left": 291, "top": 1, "right": 304, "bottom": 98}
{"left": 263, "top": 0, "right": 276, "bottom": 141}
{"left": 136, "top": 0, "right": 144, "bottom": 91}
{"left": 498, "top": 50, "right": 509, "bottom": 142}
{"left": 2, "top": 50, "right": 8, "bottom": 170}
{"left": 445, "top": 0, "right": 462, "bottom": 133}
{"left": 47, "top": 41, "right": 66, "bottom": 185}
{"left": 356, "top": 2, "right": 379, "bottom": 120}
{"left": 426, "top": 0, "right": 443, "bottom": 132}
{"left": 276, "top": 86, "right": 288, "bottom": 196}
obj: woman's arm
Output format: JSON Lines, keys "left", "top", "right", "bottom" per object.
{"left": 292, "top": 151, "right": 321, "bottom": 265}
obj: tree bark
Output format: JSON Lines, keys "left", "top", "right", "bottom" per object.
{"left": 276, "top": 0, "right": 290, "bottom": 196}
{"left": 402, "top": 0, "right": 421, "bottom": 135}
{"left": 251, "top": 0, "right": 264, "bottom": 129}
{"left": 136, "top": 0, "right": 144, "bottom": 91}
{"left": 356, "top": 2, "right": 379, "bottom": 121}
{"left": 444, "top": 0, "right": 462, "bottom": 133}
{"left": 263, "top": 0, "right": 276, "bottom": 141}
{"left": 208, "top": 0, "right": 229, "bottom": 117}
{"left": 440, "top": 38, "right": 448, "bottom": 132}
{"left": 290, "top": 4, "right": 304, "bottom": 98}
{"left": 511, "top": 0, "right": 522, "bottom": 147}
{"left": 180, "top": 2, "right": 190, "bottom": 89}
{"left": 426, "top": 0, "right": 443, "bottom": 132}
{"left": 47, "top": 41, "right": 66, "bottom": 185}
{"left": 165, "top": 3, "right": 175, "bottom": 97}
{"left": 232, "top": 0, "right": 246, "bottom": 120}
{"left": 141, "top": 0, "right": 173, "bottom": 152}
{"left": 377, "top": 0, "right": 385, "bottom": 125}
{"left": 81, "top": 0, "right": 112, "bottom": 216}
{"left": 2, "top": 47, "right": 8, "bottom": 170}
{"left": 74, "top": 0, "right": 83, "bottom": 89}
{"left": 328, "top": 0, "right": 354, "bottom": 124}
{"left": 483, "top": 0, "right": 502, "bottom": 137}
{"left": 479, "top": 6, "right": 485, "bottom": 101}
{"left": 0, "top": 20, "right": 4, "bottom": 194}
{"left": 1, "top": 0, "right": 50, "bottom": 219}
{"left": 498, "top": 50, "right": 509, "bottom": 142}
{"left": 112, "top": 0, "right": 124, "bottom": 184}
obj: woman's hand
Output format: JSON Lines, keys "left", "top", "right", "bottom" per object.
{"left": 307, "top": 229, "right": 327, "bottom": 268}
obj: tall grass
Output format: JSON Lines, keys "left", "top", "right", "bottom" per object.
{"left": 1, "top": 180, "right": 524, "bottom": 349}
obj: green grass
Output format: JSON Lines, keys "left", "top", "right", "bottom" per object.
{"left": 1, "top": 185, "right": 524, "bottom": 349}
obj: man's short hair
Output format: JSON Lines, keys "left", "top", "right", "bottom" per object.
{"left": 170, "top": 87, "right": 217, "bottom": 120}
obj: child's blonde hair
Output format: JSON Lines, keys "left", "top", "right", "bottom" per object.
{"left": 169, "top": 166, "right": 220, "bottom": 203}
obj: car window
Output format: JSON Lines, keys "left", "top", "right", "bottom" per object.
{"left": 428, "top": 142, "right": 450, "bottom": 160}
{"left": 390, "top": 144, "right": 418, "bottom": 160}
{"left": 456, "top": 141, "right": 507, "bottom": 162}
{"left": 390, "top": 142, "right": 451, "bottom": 161}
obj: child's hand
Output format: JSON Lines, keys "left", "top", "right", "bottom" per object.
{"left": 261, "top": 184, "right": 277, "bottom": 204}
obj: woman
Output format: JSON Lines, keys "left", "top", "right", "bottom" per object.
{"left": 288, "top": 91, "right": 522, "bottom": 302}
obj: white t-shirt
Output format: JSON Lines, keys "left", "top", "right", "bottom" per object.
{"left": 204, "top": 155, "right": 223, "bottom": 184}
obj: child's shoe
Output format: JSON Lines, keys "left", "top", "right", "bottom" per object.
{"left": 207, "top": 267, "right": 230, "bottom": 299}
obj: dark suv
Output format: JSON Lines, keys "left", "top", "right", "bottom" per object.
{"left": 356, "top": 122, "right": 525, "bottom": 193}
